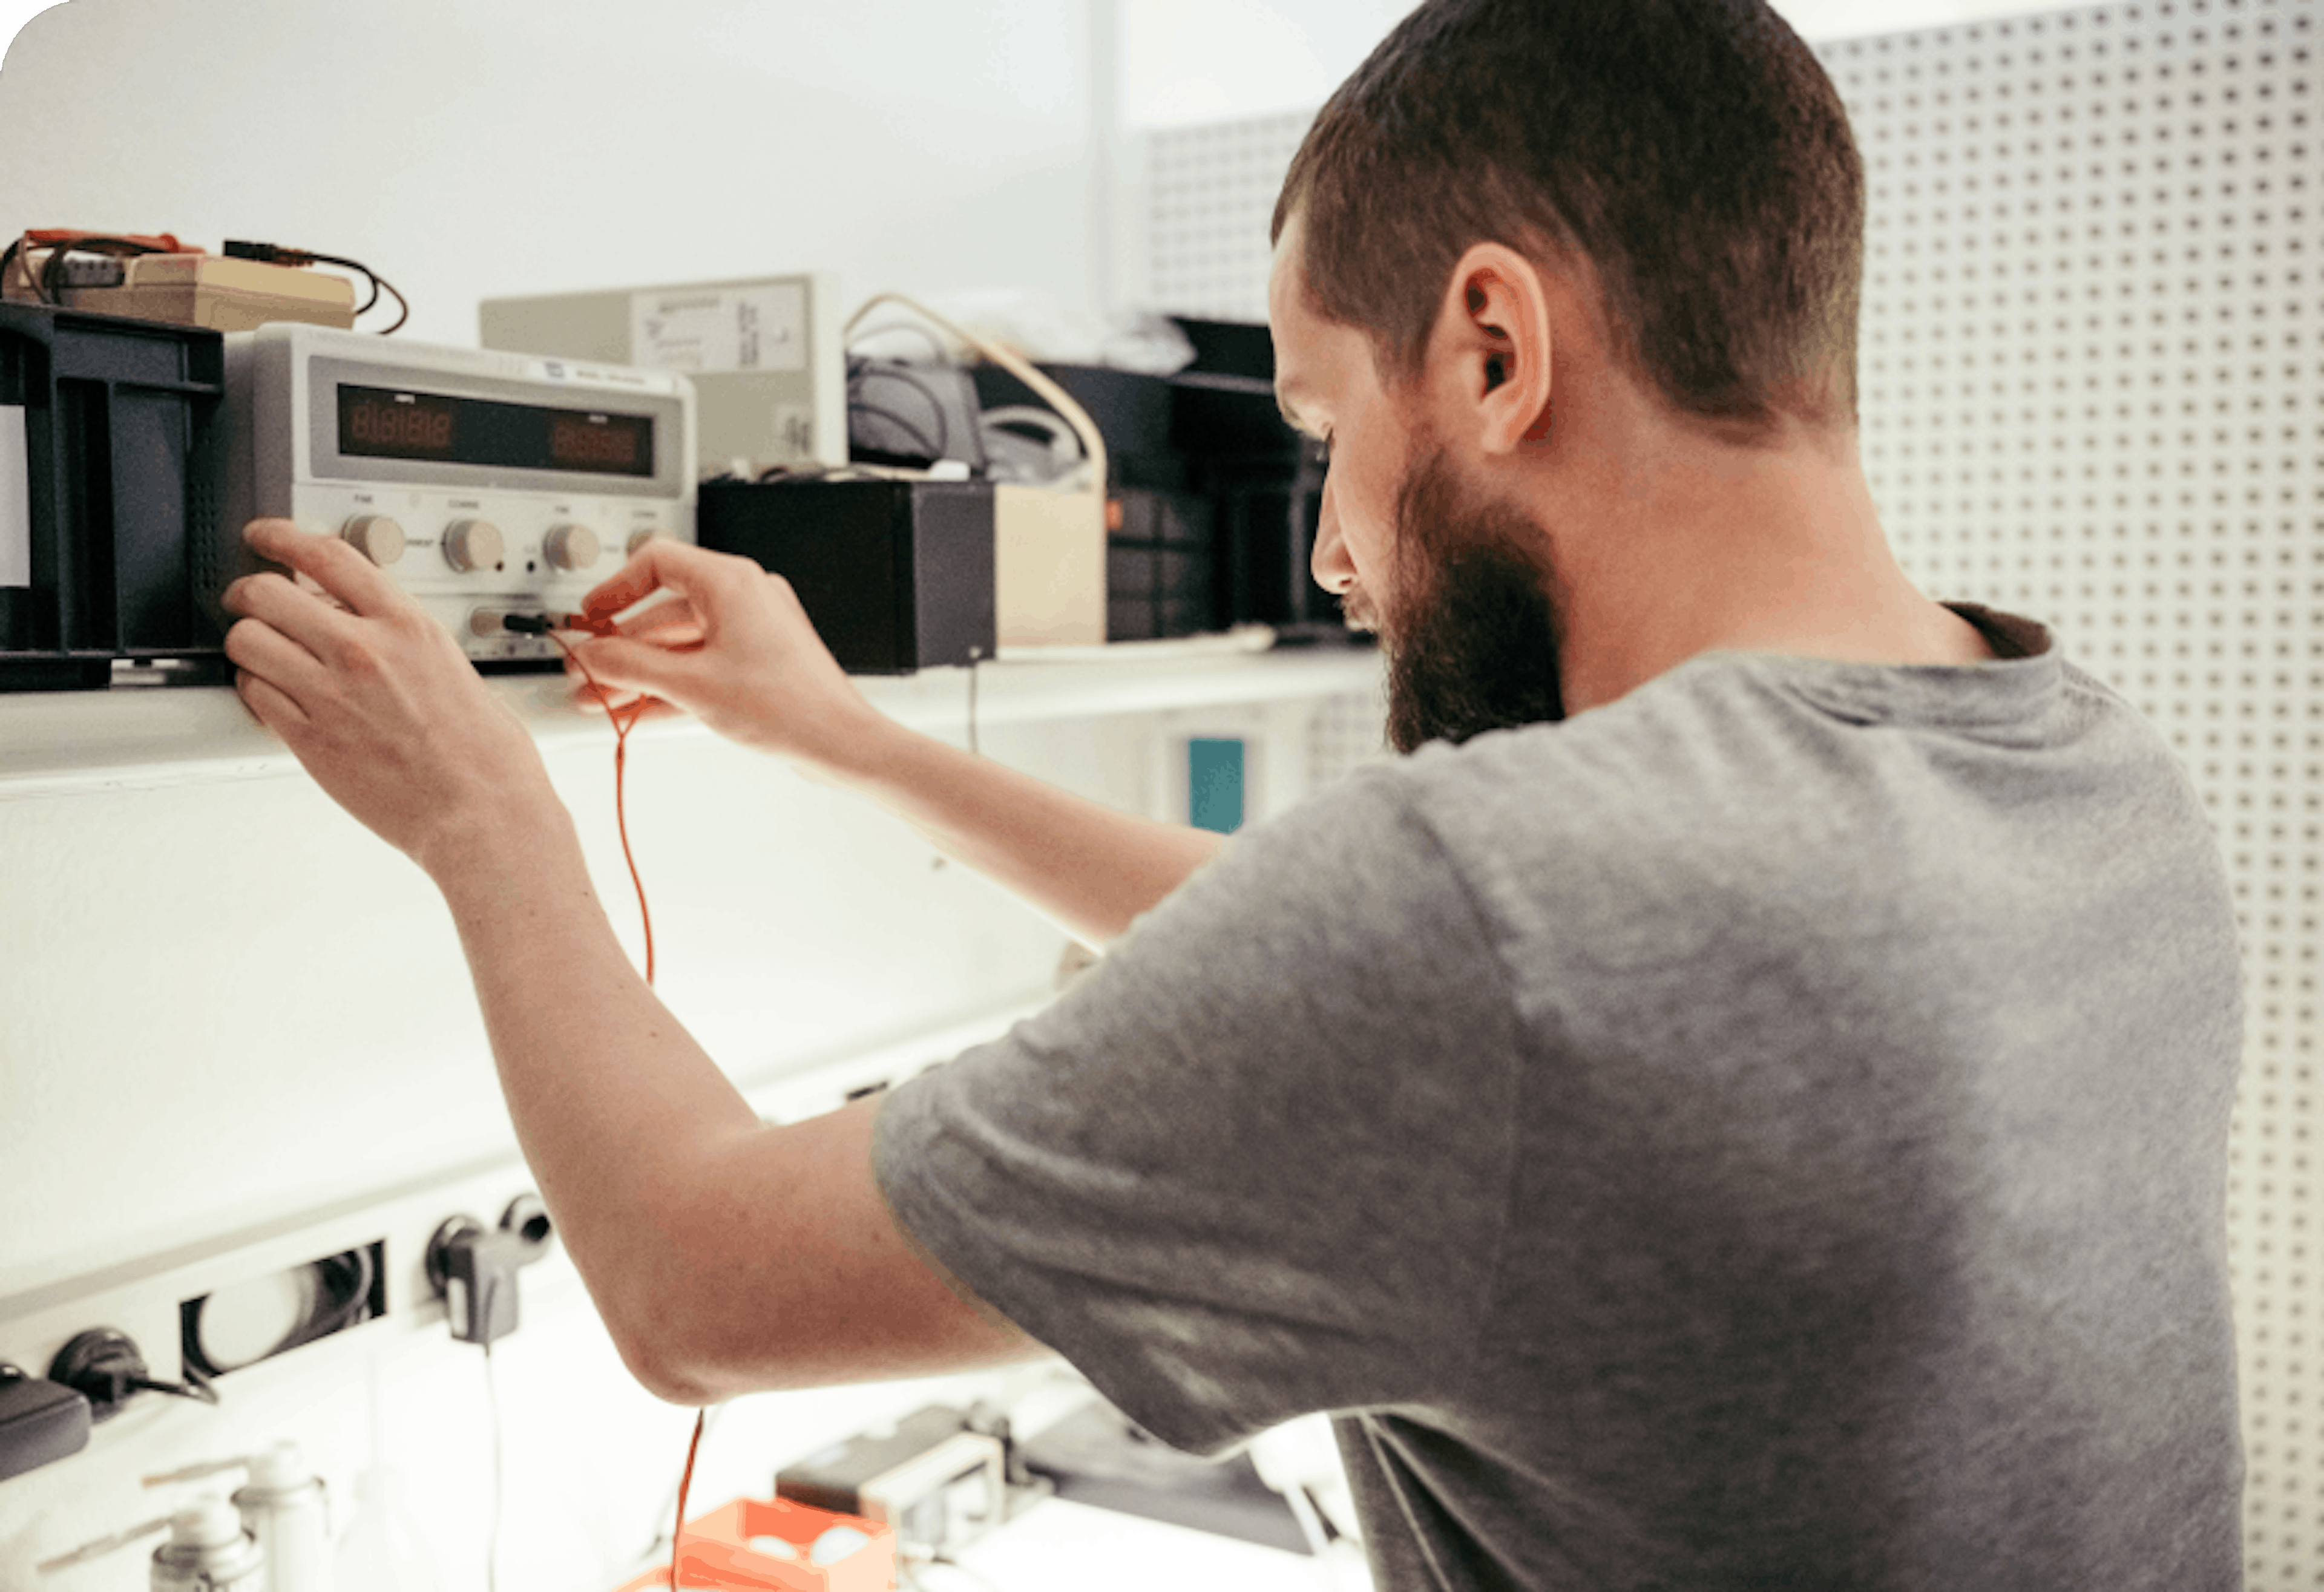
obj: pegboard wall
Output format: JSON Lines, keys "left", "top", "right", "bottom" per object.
{"left": 1305, "top": 686, "right": 1393, "bottom": 784}
{"left": 1833, "top": 6, "right": 2319, "bottom": 1582}
{"left": 1146, "top": 2, "right": 2321, "bottom": 1583}
{"left": 1147, "top": 108, "right": 1313, "bottom": 321}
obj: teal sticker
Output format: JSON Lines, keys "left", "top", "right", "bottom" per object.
{"left": 1189, "top": 738, "right": 1246, "bottom": 834}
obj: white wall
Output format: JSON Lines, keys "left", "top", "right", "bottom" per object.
{"left": 0, "top": 0, "right": 1103, "bottom": 341}
{"left": 1117, "top": 0, "right": 2107, "bottom": 128}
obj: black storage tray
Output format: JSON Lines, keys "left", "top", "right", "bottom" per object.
{"left": 0, "top": 303, "right": 229, "bottom": 690}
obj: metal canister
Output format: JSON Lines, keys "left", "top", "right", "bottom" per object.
{"left": 232, "top": 1441, "right": 332, "bottom": 1592}
{"left": 151, "top": 1496, "right": 266, "bottom": 1591}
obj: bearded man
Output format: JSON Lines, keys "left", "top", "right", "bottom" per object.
{"left": 223, "top": 0, "right": 2244, "bottom": 1585}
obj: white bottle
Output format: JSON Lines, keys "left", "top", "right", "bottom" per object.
{"left": 152, "top": 1496, "right": 268, "bottom": 1591}
{"left": 332, "top": 1466, "right": 442, "bottom": 1592}
{"left": 234, "top": 1441, "right": 332, "bottom": 1592}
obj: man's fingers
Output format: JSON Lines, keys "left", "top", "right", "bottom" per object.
{"left": 223, "top": 572, "right": 363, "bottom": 670}
{"left": 234, "top": 662, "right": 311, "bottom": 736}
{"left": 566, "top": 633, "right": 708, "bottom": 700}
{"left": 577, "top": 546, "right": 676, "bottom": 626}
{"left": 223, "top": 612, "right": 332, "bottom": 701}
{"left": 612, "top": 596, "right": 704, "bottom": 645}
{"left": 578, "top": 539, "right": 764, "bottom": 629}
{"left": 243, "top": 518, "right": 409, "bottom": 620}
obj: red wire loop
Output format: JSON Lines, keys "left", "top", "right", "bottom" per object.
{"left": 548, "top": 632, "right": 655, "bottom": 986}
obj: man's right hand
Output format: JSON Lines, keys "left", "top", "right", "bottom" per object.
{"left": 571, "top": 539, "right": 1223, "bottom": 949}
{"left": 562, "top": 541, "right": 887, "bottom": 778}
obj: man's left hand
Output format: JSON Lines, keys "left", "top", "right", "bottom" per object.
{"left": 222, "top": 517, "right": 567, "bottom": 879}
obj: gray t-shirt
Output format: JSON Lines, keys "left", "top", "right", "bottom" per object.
{"left": 873, "top": 609, "right": 2245, "bottom": 1590}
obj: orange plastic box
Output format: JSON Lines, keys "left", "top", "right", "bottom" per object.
{"left": 612, "top": 1495, "right": 896, "bottom": 1592}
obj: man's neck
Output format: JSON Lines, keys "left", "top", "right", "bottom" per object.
{"left": 1523, "top": 409, "right": 1991, "bottom": 715}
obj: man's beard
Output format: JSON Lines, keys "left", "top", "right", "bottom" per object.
{"left": 1366, "top": 442, "right": 1566, "bottom": 755}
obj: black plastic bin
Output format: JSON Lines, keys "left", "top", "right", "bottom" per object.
{"left": 0, "top": 303, "right": 229, "bottom": 690}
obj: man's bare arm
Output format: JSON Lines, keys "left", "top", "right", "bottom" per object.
{"left": 560, "top": 541, "right": 1224, "bottom": 947}
{"left": 436, "top": 827, "right": 1043, "bottom": 1402}
{"left": 222, "top": 519, "right": 1042, "bottom": 1404}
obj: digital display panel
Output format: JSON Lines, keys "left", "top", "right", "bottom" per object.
{"left": 336, "top": 385, "right": 654, "bottom": 477}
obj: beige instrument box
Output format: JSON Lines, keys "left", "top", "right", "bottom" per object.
{"left": 994, "top": 481, "right": 1105, "bottom": 648}
{"left": 481, "top": 274, "right": 846, "bottom": 477}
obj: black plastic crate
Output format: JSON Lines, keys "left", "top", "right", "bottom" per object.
{"left": 0, "top": 303, "right": 229, "bottom": 690}
{"left": 1107, "top": 488, "right": 1216, "bottom": 641}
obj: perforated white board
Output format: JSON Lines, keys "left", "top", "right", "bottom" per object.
{"left": 1150, "top": 2, "right": 2322, "bottom": 1583}
{"left": 1831, "top": 6, "right": 2319, "bottom": 1581}
{"left": 1147, "top": 108, "right": 1314, "bottom": 321}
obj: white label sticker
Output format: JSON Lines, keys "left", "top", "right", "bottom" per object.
{"left": 1, "top": 406, "right": 28, "bottom": 589}
{"left": 628, "top": 285, "right": 807, "bottom": 376}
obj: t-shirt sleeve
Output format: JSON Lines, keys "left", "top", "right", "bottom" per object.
{"left": 872, "top": 767, "right": 1525, "bottom": 1456}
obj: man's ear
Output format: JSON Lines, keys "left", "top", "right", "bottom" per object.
{"left": 1428, "top": 242, "right": 1555, "bottom": 456}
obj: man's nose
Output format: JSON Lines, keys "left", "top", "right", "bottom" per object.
{"left": 1310, "top": 477, "right": 1354, "bottom": 595}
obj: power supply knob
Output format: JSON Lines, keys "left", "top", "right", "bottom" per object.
{"left": 544, "top": 523, "right": 600, "bottom": 572}
{"left": 341, "top": 515, "right": 406, "bottom": 567}
{"left": 443, "top": 519, "right": 505, "bottom": 574}
{"left": 626, "top": 526, "right": 665, "bottom": 557}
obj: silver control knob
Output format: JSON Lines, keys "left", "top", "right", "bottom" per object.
{"left": 544, "top": 523, "right": 601, "bottom": 572}
{"left": 625, "top": 526, "right": 665, "bottom": 557}
{"left": 341, "top": 515, "right": 406, "bottom": 567}
{"left": 442, "top": 519, "right": 505, "bottom": 574}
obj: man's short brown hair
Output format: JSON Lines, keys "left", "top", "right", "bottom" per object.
{"left": 1273, "top": 0, "right": 1865, "bottom": 434}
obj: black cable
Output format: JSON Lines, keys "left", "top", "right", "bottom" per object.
{"left": 849, "top": 400, "right": 945, "bottom": 464}
{"left": 25, "top": 235, "right": 167, "bottom": 305}
{"left": 225, "top": 241, "right": 409, "bottom": 333}
{"left": 852, "top": 363, "right": 956, "bottom": 459}
{"left": 179, "top": 1303, "right": 232, "bottom": 1380}
{"left": 304, "top": 252, "right": 407, "bottom": 333}
{"left": 4, "top": 234, "right": 407, "bottom": 333}
{"left": 283, "top": 1248, "right": 375, "bottom": 1348}
{"left": 183, "top": 1248, "right": 376, "bottom": 1378}
{"left": 887, "top": 367, "right": 957, "bottom": 458}
{"left": 44, "top": 237, "right": 162, "bottom": 303}
{"left": 128, "top": 1364, "right": 218, "bottom": 1407}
